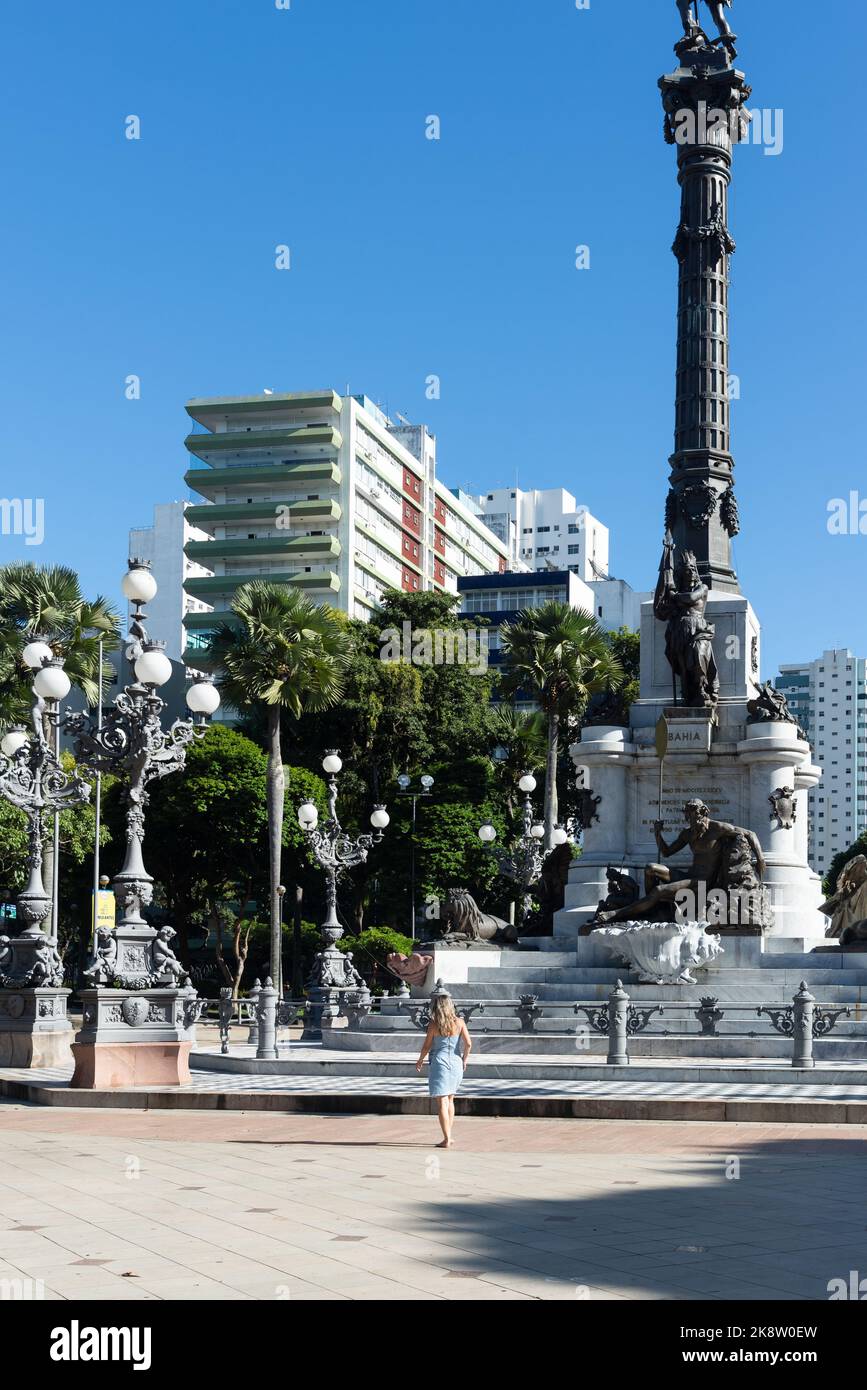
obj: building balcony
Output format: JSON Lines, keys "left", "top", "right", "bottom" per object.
{"left": 184, "top": 569, "right": 341, "bottom": 600}
{"left": 185, "top": 498, "right": 342, "bottom": 528}
{"left": 186, "top": 390, "right": 342, "bottom": 428}
{"left": 184, "top": 424, "right": 342, "bottom": 461}
{"left": 184, "top": 535, "right": 340, "bottom": 563}
{"left": 185, "top": 460, "right": 342, "bottom": 494}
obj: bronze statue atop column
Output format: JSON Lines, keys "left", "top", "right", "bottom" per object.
{"left": 676, "top": 0, "right": 737, "bottom": 58}
{"left": 654, "top": 535, "right": 720, "bottom": 708}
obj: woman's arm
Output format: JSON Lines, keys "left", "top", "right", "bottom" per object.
{"left": 460, "top": 1020, "right": 473, "bottom": 1066}
{"left": 416, "top": 1024, "right": 435, "bottom": 1073}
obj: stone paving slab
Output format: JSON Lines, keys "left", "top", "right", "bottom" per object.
{"left": 1, "top": 1101, "right": 866, "bottom": 1301}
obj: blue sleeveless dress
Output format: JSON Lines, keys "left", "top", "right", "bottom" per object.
{"left": 428, "top": 1032, "right": 465, "bottom": 1097}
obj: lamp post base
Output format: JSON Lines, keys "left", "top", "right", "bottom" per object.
{"left": 0, "top": 988, "right": 73, "bottom": 1069}
{"left": 70, "top": 1040, "right": 193, "bottom": 1089}
{"left": 70, "top": 987, "right": 202, "bottom": 1089}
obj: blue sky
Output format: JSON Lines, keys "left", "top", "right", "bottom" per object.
{"left": 1, "top": 0, "right": 864, "bottom": 676}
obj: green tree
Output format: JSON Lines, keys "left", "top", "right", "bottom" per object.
{"left": 139, "top": 725, "right": 328, "bottom": 972}
{"left": 486, "top": 705, "right": 548, "bottom": 814}
{"left": 0, "top": 563, "right": 119, "bottom": 710}
{"left": 584, "top": 626, "right": 641, "bottom": 727}
{"left": 499, "top": 602, "right": 625, "bottom": 849}
{"left": 208, "top": 584, "right": 350, "bottom": 994}
{"left": 281, "top": 590, "right": 500, "bottom": 930}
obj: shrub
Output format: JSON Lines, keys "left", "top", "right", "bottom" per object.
{"left": 336, "top": 925, "right": 414, "bottom": 989}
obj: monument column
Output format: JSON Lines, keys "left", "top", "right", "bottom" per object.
{"left": 660, "top": 44, "right": 752, "bottom": 593}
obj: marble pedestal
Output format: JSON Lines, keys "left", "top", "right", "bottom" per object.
{"left": 0, "top": 988, "right": 73, "bottom": 1068}
{"left": 563, "top": 714, "right": 823, "bottom": 943}
{"left": 71, "top": 987, "right": 199, "bottom": 1089}
{"left": 560, "top": 595, "right": 824, "bottom": 947}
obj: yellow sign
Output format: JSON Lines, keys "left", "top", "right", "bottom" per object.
{"left": 92, "top": 889, "right": 116, "bottom": 934}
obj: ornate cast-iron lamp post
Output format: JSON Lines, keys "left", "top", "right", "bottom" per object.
{"left": 58, "top": 559, "right": 220, "bottom": 1089}
{"left": 478, "top": 772, "right": 568, "bottom": 930}
{"left": 297, "top": 751, "right": 389, "bottom": 1039}
{"left": 64, "top": 559, "right": 220, "bottom": 988}
{"left": 0, "top": 652, "right": 90, "bottom": 1066}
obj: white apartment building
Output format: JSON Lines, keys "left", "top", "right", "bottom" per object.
{"left": 128, "top": 502, "right": 213, "bottom": 662}
{"left": 182, "top": 391, "right": 509, "bottom": 663}
{"left": 475, "top": 487, "right": 610, "bottom": 581}
{"left": 776, "top": 650, "right": 867, "bottom": 877}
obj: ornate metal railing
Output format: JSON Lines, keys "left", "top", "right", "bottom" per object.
{"left": 343, "top": 980, "right": 858, "bottom": 1070}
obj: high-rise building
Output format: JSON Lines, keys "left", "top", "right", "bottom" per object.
{"left": 128, "top": 502, "right": 213, "bottom": 662}
{"left": 776, "top": 650, "right": 867, "bottom": 877}
{"left": 474, "top": 487, "right": 610, "bottom": 581}
{"left": 182, "top": 391, "right": 509, "bottom": 664}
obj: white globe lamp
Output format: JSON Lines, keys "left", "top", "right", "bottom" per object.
{"left": 122, "top": 564, "right": 158, "bottom": 605}
{"left": 22, "top": 639, "right": 53, "bottom": 671}
{"left": 134, "top": 647, "right": 172, "bottom": 688}
{"left": 186, "top": 681, "right": 221, "bottom": 717}
{"left": 1, "top": 728, "right": 28, "bottom": 758}
{"left": 33, "top": 664, "right": 71, "bottom": 702}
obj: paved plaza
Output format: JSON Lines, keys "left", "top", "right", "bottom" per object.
{"left": 1, "top": 1099, "right": 866, "bottom": 1301}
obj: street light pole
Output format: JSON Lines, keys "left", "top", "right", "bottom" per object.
{"left": 51, "top": 713, "right": 60, "bottom": 944}
{"left": 0, "top": 653, "right": 90, "bottom": 1064}
{"left": 65, "top": 559, "right": 221, "bottom": 983}
{"left": 90, "top": 633, "right": 105, "bottom": 971}
{"left": 297, "top": 751, "right": 389, "bottom": 1038}
{"left": 397, "top": 773, "right": 434, "bottom": 940}
{"left": 478, "top": 772, "right": 569, "bottom": 931}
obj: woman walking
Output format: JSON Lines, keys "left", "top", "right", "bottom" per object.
{"left": 415, "top": 984, "right": 472, "bottom": 1148}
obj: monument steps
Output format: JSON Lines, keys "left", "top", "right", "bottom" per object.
{"left": 433, "top": 980, "right": 867, "bottom": 1005}
{"left": 331, "top": 1031, "right": 867, "bottom": 1060}
{"left": 457, "top": 964, "right": 867, "bottom": 987}
{"left": 190, "top": 1045, "right": 867, "bottom": 1088}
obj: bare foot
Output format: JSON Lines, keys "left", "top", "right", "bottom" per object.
{"left": 436, "top": 1139, "right": 453, "bottom": 1149}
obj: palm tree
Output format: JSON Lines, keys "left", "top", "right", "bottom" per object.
{"left": 499, "top": 602, "right": 625, "bottom": 849}
{"left": 0, "top": 564, "right": 120, "bottom": 928}
{"left": 487, "top": 705, "right": 547, "bottom": 816}
{"left": 209, "top": 583, "right": 352, "bottom": 995}
{"left": 0, "top": 564, "right": 119, "bottom": 712}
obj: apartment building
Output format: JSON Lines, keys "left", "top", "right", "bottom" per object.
{"left": 182, "top": 390, "right": 508, "bottom": 663}
{"left": 776, "top": 649, "right": 867, "bottom": 877}
{"left": 475, "top": 487, "right": 610, "bottom": 581}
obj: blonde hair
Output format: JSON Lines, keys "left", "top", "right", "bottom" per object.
{"left": 430, "top": 995, "right": 460, "bottom": 1037}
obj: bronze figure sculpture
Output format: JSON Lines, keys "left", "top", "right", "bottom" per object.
{"left": 654, "top": 536, "right": 720, "bottom": 708}
{"left": 593, "top": 799, "right": 770, "bottom": 931}
{"left": 677, "top": 0, "right": 737, "bottom": 53}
